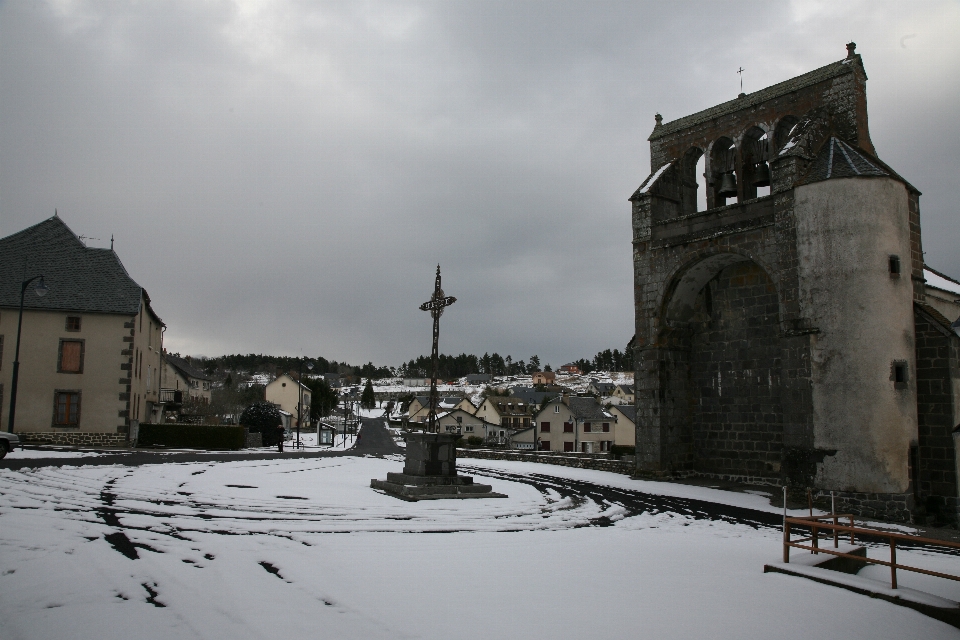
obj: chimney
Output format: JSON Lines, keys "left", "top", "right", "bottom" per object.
{"left": 846, "top": 42, "right": 856, "bottom": 59}
{"left": 561, "top": 392, "right": 570, "bottom": 405}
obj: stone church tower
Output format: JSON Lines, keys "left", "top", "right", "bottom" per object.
{"left": 630, "top": 44, "right": 960, "bottom": 522}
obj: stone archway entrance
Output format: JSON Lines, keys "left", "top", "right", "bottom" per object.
{"left": 648, "top": 254, "right": 784, "bottom": 482}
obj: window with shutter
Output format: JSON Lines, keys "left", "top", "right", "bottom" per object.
{"left": 58, "top": 340, "right": 84, "bottom": 373}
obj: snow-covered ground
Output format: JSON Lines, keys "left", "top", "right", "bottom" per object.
{"left": 7, "top": 448, "right": 120, "bottom": 459}
{"left": 1, "top": 457, "right": 959, "bottom": 639}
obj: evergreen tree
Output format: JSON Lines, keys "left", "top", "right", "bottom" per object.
{"left": 239, "top": 402, "right": 283, "bottom": 447}
{"left": 360, "top": 379, "right": 376, "bottom": 410}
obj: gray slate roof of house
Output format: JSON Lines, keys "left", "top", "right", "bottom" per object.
{"left": 649, "top": 57, "right": 856, "bottom": 141}
{"left": 0, "top": 216, "right": 148, "bottom": 316}
{"left": 566, "top": 396, "right": 611, "bottom": 421}
{"left": 614, "top": 405, "right": 636, "bottom": 424}
{"left": 165, "top": 354, "right": 211, "bottom": 382}
{"left": 509, "top": 387, "right": 559, "bottom": 406}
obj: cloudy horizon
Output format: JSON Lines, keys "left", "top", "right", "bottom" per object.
{"left": 2, "top": 1, "right": 957, "bottom": 369}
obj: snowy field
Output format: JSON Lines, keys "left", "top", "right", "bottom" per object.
{"left": 2, "top": 456, "right": 959, "bottom": 639}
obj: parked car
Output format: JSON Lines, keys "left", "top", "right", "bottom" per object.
{"left": 0, "top": 432, "right": 21, "bottom": 458}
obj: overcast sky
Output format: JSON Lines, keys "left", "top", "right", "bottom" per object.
{"left": 2, "top": 1, "right": 958, "bottom": 369}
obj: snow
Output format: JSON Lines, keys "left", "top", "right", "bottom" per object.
{"left": 8, "top": 448, "right": 119, "bottom": 459}
{"left": 925, "top": 268, "right": 960, "bottom": 296}
{"left": 2, "top": 457, "right": 959, "bottom": 639}
{"left": 637, "top": 162, "right": 672, "bottom": 194}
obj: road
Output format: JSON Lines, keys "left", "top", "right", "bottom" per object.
{"left": 0, "top": 416, "right": 401, "bottom": 470}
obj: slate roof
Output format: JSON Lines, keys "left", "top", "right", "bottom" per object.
{"left": 650, "top": 57, "right": 857, "bottom": 141}
{"left": 566, "top": 396, "right": 612, "bottom": 421}
{"left": 509, "top": 386, "right": 559, "bottom": 406}
{"left": 0, "top": 216, "right": 151, "bottom": 317}
{"left": 613, "top": 404, "right": 636, "bottom": 424}
{"left": 485, "top": 397, "right": 533, "bottom": 416}
{"left": 164, "top": 354, "right": 211, "bottom": 382}
{"left": 799, "top": 137, "right": 887, "bottom": 182}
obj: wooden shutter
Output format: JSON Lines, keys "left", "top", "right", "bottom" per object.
{"left": 60, "top": 341, "right": 82, "bottom": 373}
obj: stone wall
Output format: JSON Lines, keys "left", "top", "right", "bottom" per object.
{"left": 19, "top": 431, "right": 128, "bottom": 447}
{"left": 914, "top": 308, "right": 960, "bottom": 505}
{"left": 457, "top": 449, "right": 634, "bottom": 475}
{"left": 689, "top": 262, "right": 783, "bottom": 479}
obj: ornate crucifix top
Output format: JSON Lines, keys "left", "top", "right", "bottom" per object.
{"left": 419, "top": 265, "right": 456, "bottom": 433}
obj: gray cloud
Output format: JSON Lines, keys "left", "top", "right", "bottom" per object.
{"left": 2, "top": 0, "right": 958, "bottom": 367}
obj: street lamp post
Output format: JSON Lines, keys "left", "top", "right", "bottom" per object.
{"left": 7, "top": 275, "right": 49, "bottom": 433}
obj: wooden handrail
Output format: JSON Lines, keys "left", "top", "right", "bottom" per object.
{"left": 782, "top": 514, "right": 960, "bottom": 590}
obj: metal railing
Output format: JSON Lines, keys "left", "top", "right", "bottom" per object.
{"left": 783, "top": 513, "right": 960, "bottom": 590}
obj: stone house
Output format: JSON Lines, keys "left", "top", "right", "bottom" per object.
{"left": 474, "top": 396, "right": 533, "bottom": 431}
{"left": 532, "top": 371, "right": 556, "bottom": 385}
{"left": 0, "top": 216, "right": 164, "bottom": 446}
{"left": 161, "top": 353, "right": 212, "bottom": 404}
{"left": 629, "top": 43, "right": 960, "bottom": 521}
{"left": 559, "top": 364, "right": 581, "bottom": 374}
{"left": 265, "top": 373, "right": 311, "bottom": 429}
{"left": 534, "top": 395, "right": 615, "bottom": 453}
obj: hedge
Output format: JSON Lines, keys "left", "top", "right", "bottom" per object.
{"left": 137, "top": 424, "right": 246, "bottom": 450}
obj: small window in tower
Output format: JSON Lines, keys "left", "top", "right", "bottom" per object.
{"left": 65, "top": 316, "right": 81, "bottom": 332}
{"left": 891, "top": 361, "right": 908, "bottom": 389}
{"left": 889, "top": 255, "right": 901, "bottom": 278}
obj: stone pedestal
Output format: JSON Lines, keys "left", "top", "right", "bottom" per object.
{"left": 371, "top": 433, "right": 506, "bottom": 501}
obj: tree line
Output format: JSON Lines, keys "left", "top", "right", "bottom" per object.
{"left": 397, "top": 344, "right": 633, "bottom": 379}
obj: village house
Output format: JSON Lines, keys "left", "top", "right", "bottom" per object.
{"left": 611, "top": 384, "right": 635, "bottom": 404}
{"left": 0, "top": 216, "right": 165, "bottom": 446}
{"left": 531, "top": 371, "right": 555, "bottom": 385}
{"left": 533, "top": 395, "right": 616, "bottom": 453}
{"left": 406, "top": 396, "right": 474, "bottom": 424}
{"left": 265, "top": 373, "right": 311, "bottom": 429}
{"left": 474, "top": 395, "right": 533, "bottom": 431}
{"left": 435, "top": 408, "right": 498, "bottom": 439}
{"left": 559, "top": 363, "right": 581, "bottom": 375}
{"left": 587, "top": 381, "right": 616, "bottom": 396}
{"left": 160, "top": 353, "right": 212, "bottom": 405}
{"left": 608, "top": 404, "right": 637, "bottom": 449}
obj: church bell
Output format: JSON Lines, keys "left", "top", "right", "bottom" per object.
{"left": 751, "top": 161, "right": 771, "bottom": 187}
{"left": 718, "top": 172, "right": 738, "bottom": 197}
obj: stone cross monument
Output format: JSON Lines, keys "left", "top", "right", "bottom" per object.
{"left": 418, "top": 265, "right": 456, "bottom": 433}
{"left": 370, "top": 266, "right": 505, "bottom": 501}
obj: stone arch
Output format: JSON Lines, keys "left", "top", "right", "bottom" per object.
{"left": 709, "top": 136, "right": 738, "bottom": 208}
{"left": 656, "top": 251, "right": 785, "bottom": 480}
{"left": 679, "top": 146, "right": 705, "bottom": 215}
{"left": 660, "top": 250, "right": 781, "bottom": 328}
{"left": 774, "top": 115, "right": 800, "bottom": 151}
{"left": 740, "top": 125, "right": 771, "bottom": 200}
